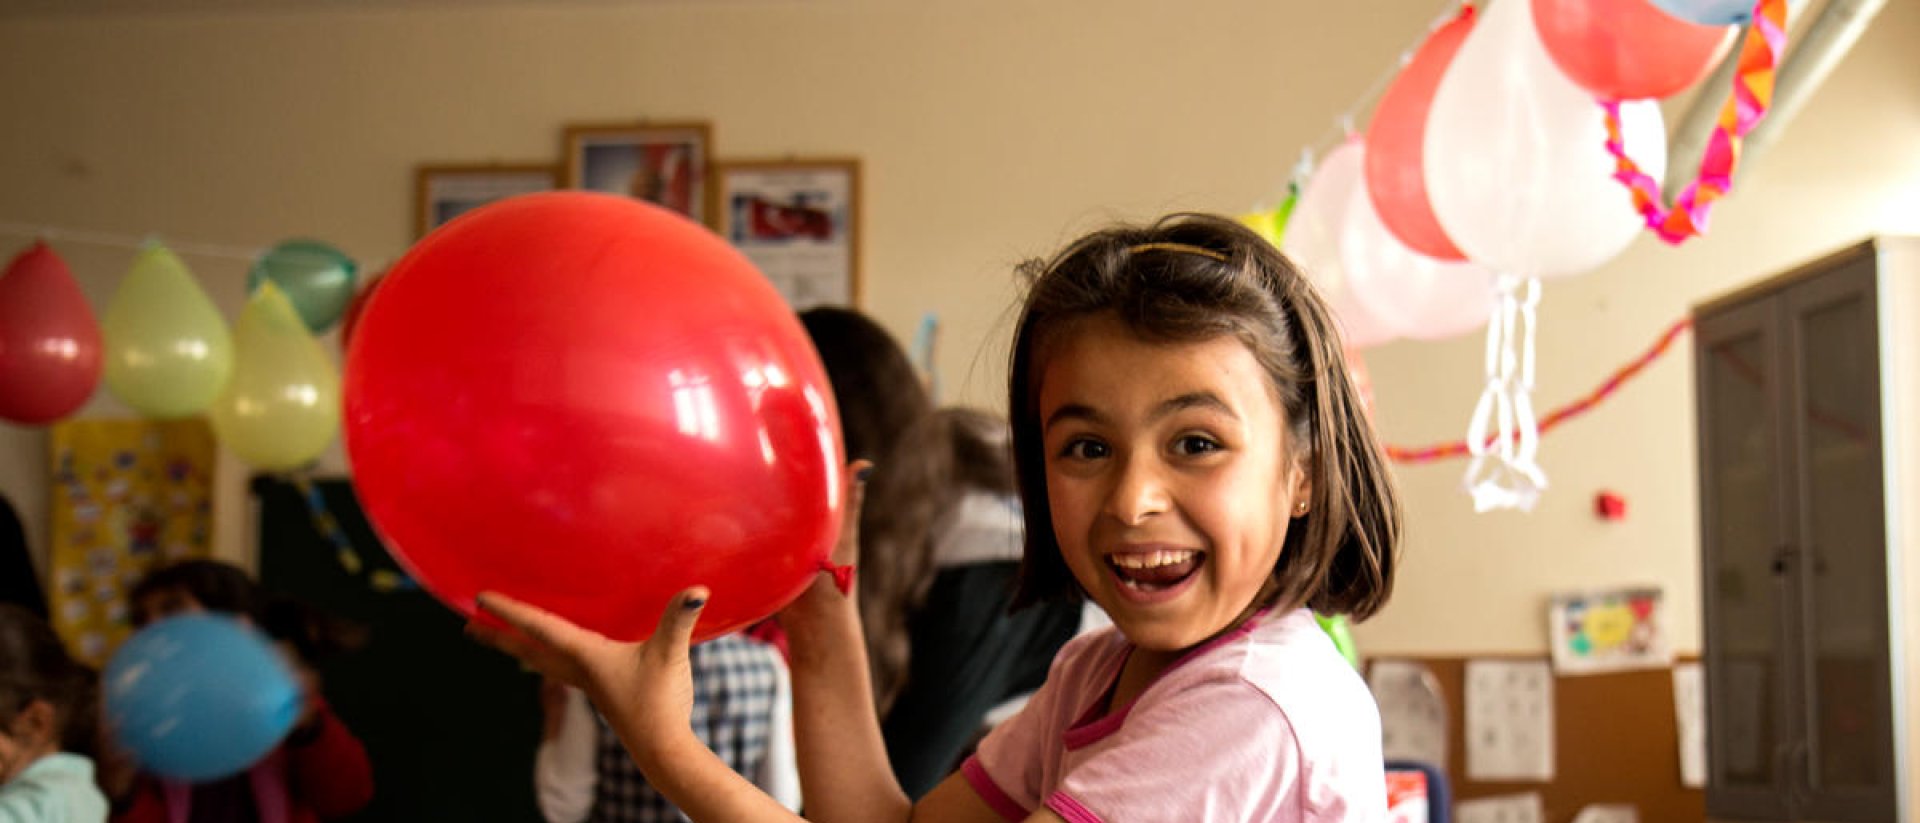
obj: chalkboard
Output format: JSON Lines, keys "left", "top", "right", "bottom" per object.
{"left": 254, "top": 476, "right": 542, "bottom": 822}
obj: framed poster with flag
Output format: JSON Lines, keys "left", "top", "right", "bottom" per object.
{"left": 714, "top": 157, "right": 860, "bottom": 309}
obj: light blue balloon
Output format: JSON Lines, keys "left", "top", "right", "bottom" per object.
{"left": 104, "top": 614, "right": 301, "bottom": 782}
{"left": 1650, "top": 0, "right": 1753, "bottom": 25}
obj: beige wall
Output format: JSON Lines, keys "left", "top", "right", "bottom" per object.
{"left": 2, "top": 0, "right": 1916, "bottom": 655}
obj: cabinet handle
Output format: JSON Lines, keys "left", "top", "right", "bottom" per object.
{"left": 1771, "top": 544, "right": 1795, "bottom": 575}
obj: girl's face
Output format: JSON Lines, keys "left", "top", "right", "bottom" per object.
{"left": 1037, "top": 314, "right": 1309, "bottom": 653}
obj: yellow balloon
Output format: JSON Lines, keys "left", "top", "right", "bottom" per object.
{"left": 102, "top": 246, "right": 234, "bottom": 417}
{"left": 209, "top": 282, "right": 341, "bottom": 471}
{"left": 1238, "top": 210, "right": 1281, "bottom": 247}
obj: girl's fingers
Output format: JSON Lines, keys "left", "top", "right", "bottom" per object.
{"left": 476, "top": 591, "right": 599, "bottom": 656}
{"left": 642, "top": 586, "right": 710, "bottom": 667}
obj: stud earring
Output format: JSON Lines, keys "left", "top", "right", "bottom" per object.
{"left": 1294, "top": 500, "right": 1309, "bottom": 515}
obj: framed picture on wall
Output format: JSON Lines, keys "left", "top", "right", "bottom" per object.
{"left": 415, "top": 164, "right": 559, "bottom": 239}
{"left": 714, "top": 157, "right": 861, "bottom": 309}
{"left": 563, "top": 121, "right": 713, "bottom": 226}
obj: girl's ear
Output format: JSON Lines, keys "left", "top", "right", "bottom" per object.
{"left": 12, "top": 699, "right": 55, "bottom": 747}
{"left": 1288, "top": 454, "right": 1313, "bottom": 516}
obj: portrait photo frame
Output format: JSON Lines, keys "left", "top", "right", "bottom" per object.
{"left": 713, "top": 157, "right": 861, "bottom": 309}
{"left": 414, "top": 163, "right": 559, "bottom": 239}
{"left": 562, "top": 121, "right": 713, "bottom": 226}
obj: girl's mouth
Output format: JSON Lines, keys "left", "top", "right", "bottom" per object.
{"left": 1105, "top": 549, "right": 1204, "bottom": 597}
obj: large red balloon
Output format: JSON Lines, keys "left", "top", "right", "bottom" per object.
{"left": 337, "top": 268, "right": 383, "bottom": 354}
{"left": 344, "top": 193, "right": 844, "bottom": 643}
{"left": 0, "top": 242, "right": 103, "bottom": 424}
{"left": 1533, "top": 0, "right": 1730, "bottom": 100}
{"left": 1365, "top": 5, "right": 1474, "bottom": 262}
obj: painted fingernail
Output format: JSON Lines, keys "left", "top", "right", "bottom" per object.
{"left": 683, "top": 596, "right": 706, "bottom": 611}
{"left": 855, "top": 465, "right": 874, "bottom": 482}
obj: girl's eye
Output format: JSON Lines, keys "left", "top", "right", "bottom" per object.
{"left": 1173, "top": 434, "right": 1222, "bottom": 456}
{"left": 1057, "top": 437, "right": 1109, "bottom": 461}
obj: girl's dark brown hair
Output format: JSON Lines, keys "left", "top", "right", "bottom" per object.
{"left": 0, "top": 603, "right": 99, "bottom": 758}
{"left": 1006, "top": 213, "right": 1400, "bottom": 620}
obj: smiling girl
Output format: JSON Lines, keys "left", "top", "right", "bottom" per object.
{"left": 474, "top": 213, "right": 1402, "bottom": 822}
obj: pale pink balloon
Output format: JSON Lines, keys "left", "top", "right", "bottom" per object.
{"left": 1341, "top": 183, "right": 1496, "bottom": 341}
{"left": 1283, "top": 137, "right": 1396, "bottom": 349}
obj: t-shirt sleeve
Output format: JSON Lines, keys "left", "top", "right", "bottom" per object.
{"left": 1048, "top": 676, "right": 1304, "bottom": 823}
{"left": 962, "top": 632, "right": 1097, "bottom": 821}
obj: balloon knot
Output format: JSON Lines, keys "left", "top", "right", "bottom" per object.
{"left": 820, "top": 561, "right": 856, "bottom": 596}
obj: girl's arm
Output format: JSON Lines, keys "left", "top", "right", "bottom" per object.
{"left": 471, "top": 465, "right": 1037, "bottom": 823}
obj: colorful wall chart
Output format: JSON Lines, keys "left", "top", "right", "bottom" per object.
{"left": 47, "top": 418, "right": 216, "bottom": 665}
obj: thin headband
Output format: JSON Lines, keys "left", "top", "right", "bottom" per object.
{"left": 1126, "top": 242, "right": 1228, "bottom": 262}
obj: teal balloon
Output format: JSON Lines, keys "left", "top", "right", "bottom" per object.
{"left": 1315, "top": 613, "right": 1359, "bottom": 669}
{"left": 248, "top": 239, "right": 358, "bottom": 332}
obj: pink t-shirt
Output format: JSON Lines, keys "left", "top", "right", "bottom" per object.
{"left": 961, "top": 608, "right": 1385, "bottom": 822}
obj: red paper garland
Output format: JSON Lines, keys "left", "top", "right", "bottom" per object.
{"left": 1385, "top": 318, "right": 1692, "bottom": 464}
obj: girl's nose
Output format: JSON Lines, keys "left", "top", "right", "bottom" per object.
{"left": 1103, "top": 454, "right": 1170, "bottom": 525}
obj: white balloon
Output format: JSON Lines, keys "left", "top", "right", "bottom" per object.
{"left": 1283, "top": 138, "right": 1396, "bottom": 348}
{"left": 1423, "top": 0, "right": 1669, "bottom": 279}
{"left": 1341, "top": 182, "right": 1497, "bottom": 341}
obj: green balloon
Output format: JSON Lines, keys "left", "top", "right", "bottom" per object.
{"left": 1315, "top": 612, "right": 1359, "bottom": 669}
{"left": 248, "top": 239, "right": 357, "bottom": 333}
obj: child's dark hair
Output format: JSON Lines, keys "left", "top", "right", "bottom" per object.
{"left": 129, "top": 559, "right": 262, "bottom": 626}
{"left": 800, "top": 307, "right": 933, "bottom": 464}
{"left": 130, "top": 559, "right": 365, "bottom": 665}
{"left": 1007, "top": 213, "right": 1400, "bottom": 620}
{"left": 858, "top": 406, "right": 1019, "bottom": 712}
{"left": 0, "top": 603, "right": 99, "bottom": 758}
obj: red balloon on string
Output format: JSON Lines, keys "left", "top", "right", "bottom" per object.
{"left": 344, "top": 192, "right": 844, "bottom": 643}
{"left": 1365, "top": 4, "right": 1475, "bottom": 262}
{"left": 1532, "top": 0, "right": 1730, "bottom": 100}
{"left": 0, "top": 243, "right": 103, "bottom": 424}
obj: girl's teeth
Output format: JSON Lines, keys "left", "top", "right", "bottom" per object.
{"left": 1111, "top": 550, "right": 1195, "bottom": 569}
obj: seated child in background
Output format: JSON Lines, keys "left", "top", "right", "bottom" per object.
{"left": 532, "top": 632, "right": 799, "bottom": 822}
{"left": 107, "top": 560, "right": 373, "bottom": 823}
{"left": 0, "top": 603, "right": 109, "bottom": 822}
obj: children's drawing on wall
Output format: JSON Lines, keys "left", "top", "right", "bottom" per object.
{"left": 1369, "top": 659, "right": 1449, "bottom": 769}
{"left": 1455, "top": 792, "right": 1543, "bottom": 823}
{"left": 48, "top": 418, "right": 216, "bottom": 665}
{"left": 1548, "top": 587, "right": 1671, "bottom": 675}
{"left": 1466, "top": 659, "right": 1554, "bottom": 781}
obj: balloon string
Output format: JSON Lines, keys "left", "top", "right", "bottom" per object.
{"left": 0, "top": 220, "right": 373, "bottom": 268}
{"left": 820, "top": 561, "right": 856, "bottom": 596}
{"left": 1277, "top": 0, "right": 1474, "bottom": 194}
{"left": 1602, "top": 0, "right": 1789, "bottom": 245}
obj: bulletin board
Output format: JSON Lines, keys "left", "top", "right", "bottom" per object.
{"left": 46, "top": 418, "right": 216, "bottom": 666}
{"left": 1382, "top": 655, "right": 1704, "bottom": 822}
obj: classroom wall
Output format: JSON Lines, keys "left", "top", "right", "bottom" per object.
{"left": 1, "top": 0, "right": 1917, "bottom": 656}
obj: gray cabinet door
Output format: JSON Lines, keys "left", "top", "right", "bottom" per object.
{"left": 1779, "top": 259, "right": 1896, "bottom": 822}
{"left": 1697, "top": 295, "right": 1798, "bottom": 820}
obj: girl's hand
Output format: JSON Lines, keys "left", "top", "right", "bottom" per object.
{"left": 778, "top": 460, "right": 870, "bottom": 629}
{"left": 469, "top": 586, "right": 709, "bottom": 761}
